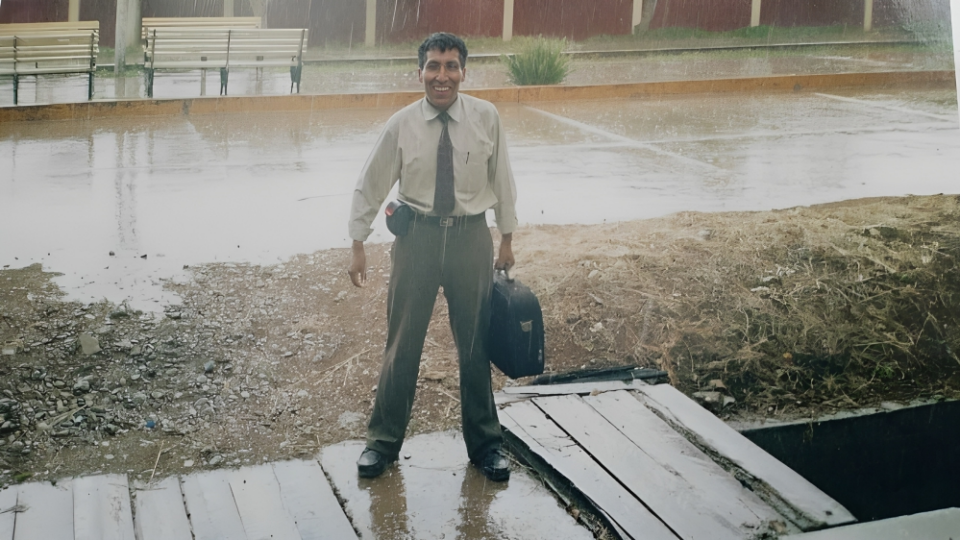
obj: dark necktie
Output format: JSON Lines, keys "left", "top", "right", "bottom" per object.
{"left": 434, "top": 111, "right": 455, "bottom": 217}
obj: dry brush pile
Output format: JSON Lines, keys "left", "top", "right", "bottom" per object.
{"left": 520, "top": 195, "right": 960, "bottom": 416}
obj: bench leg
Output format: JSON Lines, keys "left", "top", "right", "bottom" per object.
{"left": 12, "top": 74, "right": 17, "bottom": 106}
{"left": 88, "top": 72, "right": 94, "bottom": 100}
{"left": 201, "top": 68, "right": 206, "bottom": 97}
{"left": 290, "top": 65, "right": 302, "bottom": 94}
{"left": 220, "top": 68, "right": 229, "bottom": 96}
{"left": 146, "top": 69, "right": 154, "bottom": 98}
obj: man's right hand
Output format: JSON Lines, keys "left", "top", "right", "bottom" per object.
{"left": 348, "top": 240, "right": 366, "bottom": 287}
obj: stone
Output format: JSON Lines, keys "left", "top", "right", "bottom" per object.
{"left": 132, "top": 392, "right": 147, "bottom": 407}
{"left": 208, "top": 454, "right": 223, "bottom": 466}
{"left": 203, "top": 361, "right": 215, "bottom": 373}
{"left": 79, "top": 333, "right": 101, "bottom": 356}
{"left": 151, "top": 391, "right": 165, "bottom": 400}
{"left": 72, "top": 379, "right": 91, "bottom": 395}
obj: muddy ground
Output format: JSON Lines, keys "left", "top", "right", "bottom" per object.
{"left": 1, "top": 194, "right": 959, "bottom": 489}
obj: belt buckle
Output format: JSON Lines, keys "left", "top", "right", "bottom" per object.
{"left": 439, "top": 217, "right": 454, "bottom": 227}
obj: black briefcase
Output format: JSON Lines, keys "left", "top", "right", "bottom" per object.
{"left": 487, "top": 270, "right": 545, "bottom": 379}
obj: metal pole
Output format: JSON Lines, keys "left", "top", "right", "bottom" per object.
{"left": 502, "top": 0, "right": 514, "bottom": 41}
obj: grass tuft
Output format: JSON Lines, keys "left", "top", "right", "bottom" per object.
{"left": 502, "top": 36, "right": 571, "bottom": 86}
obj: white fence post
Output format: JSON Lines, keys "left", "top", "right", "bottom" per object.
{"left": 503, "top": 0, "right": 515, "bottom": 41}
{"left": 863, "top": 0, "right": 874, "bottom": 31}
{"left": 365, "top": 0, "right": 376, "bottom": 46}
{"left": 751, "top": 0, "right": 762, "bottom": 27}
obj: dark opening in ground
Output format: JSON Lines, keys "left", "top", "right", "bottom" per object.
{"left": 740, "top": 400, "right": 960, "bottom": 522}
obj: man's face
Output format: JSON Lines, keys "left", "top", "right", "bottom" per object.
{"left": 419, "top": 48, "right": 465, "bottom": 112}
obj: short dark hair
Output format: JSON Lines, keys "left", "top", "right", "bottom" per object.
{"left": 418, "top": 33, "right": 468, "bottom": 69}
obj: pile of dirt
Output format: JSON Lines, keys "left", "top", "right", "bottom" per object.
{"left": 520, "top": 194, "right": 960, "bottom": 419}
{"left": 1, "top": 194, "right": 958, "bottom": 488}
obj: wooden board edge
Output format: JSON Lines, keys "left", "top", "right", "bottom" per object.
{"left": 501, "top": 416, "right": 630, "bottom": 540}
{"left": 632, "top": 385, "right": 856, "bottom": 530}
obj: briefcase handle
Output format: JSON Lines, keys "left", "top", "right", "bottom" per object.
{"left": 495, "top": 268, "right": 514, "bottom": 283}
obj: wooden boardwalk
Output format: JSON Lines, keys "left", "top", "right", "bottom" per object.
{"left": 0, "top": 379, "right": 880, "bottom": 540}
{"left": 0, "top": 460, "right": 356, "bottom": 540}
{"left": 498, "top": 380, "right": 858, "bottom": 540}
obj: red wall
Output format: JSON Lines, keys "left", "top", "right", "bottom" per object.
{"left": 874, "top": 0, "right": 953, "bottom": 28}
{"left": 760, "top": 0, "right": 863, "bottom": 27}
{"left": 513, "top": 0, "right": 633, "bottom": 40}
{"left": 264, "top": 0, "right": 367, "bottom": 47}
{"left": 376, "top": 0, "right": 503, "bottom": 44}
{"left": 649, "top": 0, "right": 752, "bottom": 32}
{"left": 1, "top": 0, "right": 952, "bottom": 48}
{"left": 0, "top": 0, "right": 70, "bottom": 23}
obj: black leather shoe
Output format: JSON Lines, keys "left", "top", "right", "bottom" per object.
{"left": 474, "top": 448, "right": 510, "bottom": 482}
{"left": 357, "top": 448, "right": 392, "bottom": 478}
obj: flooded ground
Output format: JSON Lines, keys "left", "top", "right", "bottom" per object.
{"left": 1, "top": 87, "right": 957, "bottom": 310}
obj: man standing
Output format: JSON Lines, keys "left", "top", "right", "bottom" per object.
{"left": 347, "top": 33, "right": 517, "bottom": 481}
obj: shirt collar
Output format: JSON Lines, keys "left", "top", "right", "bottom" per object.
{"left": 422, "top": 96, "right": 463, "bottom": 123}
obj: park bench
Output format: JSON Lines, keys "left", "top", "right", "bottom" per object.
{"left": 143, "top": 26, "right": 306, "bottom": 97}
{"left": 140, "top": 16, "right": 261, "bottom": 43}
{"left": 0, "top": 21, "right": 99, "bottom": 105}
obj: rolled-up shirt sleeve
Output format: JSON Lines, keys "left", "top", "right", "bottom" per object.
{"left": 348, "top": 119, "right": 402, "bottom": 242}
{"left": 489, "top": 109, "right": 518, "bottom": 235}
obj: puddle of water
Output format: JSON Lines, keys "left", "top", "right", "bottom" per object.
{"left": 1, "top": 91, "right": 957, "bottom": 310}
{"left": 321, "top": 433, "right": 593, "bottom": 540}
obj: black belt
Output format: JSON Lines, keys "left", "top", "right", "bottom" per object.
{"left": 413, "top": 212, "right": 486, "bottom": 227}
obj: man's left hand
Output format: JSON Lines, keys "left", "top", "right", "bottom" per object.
{"left": 494, "top": 233, "right": 514, "bottom": 271}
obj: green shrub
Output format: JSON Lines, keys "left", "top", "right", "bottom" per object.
{"left": 502, "top": 37, "right": 570, "bottom": 86}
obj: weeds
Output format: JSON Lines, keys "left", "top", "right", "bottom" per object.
{"left": 502, "top": 37, "right": 570, "bottom": 86}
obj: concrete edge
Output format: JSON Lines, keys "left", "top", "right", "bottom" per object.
{"left": 1, "top": 70, "right": 954, "bottom": 123}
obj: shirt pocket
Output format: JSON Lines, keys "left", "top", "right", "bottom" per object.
{"left": 453, "top": 136, "right": 494, "bottom": 197}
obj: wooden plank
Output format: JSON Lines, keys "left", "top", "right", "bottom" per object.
{"left": 0, "top": 486, "right": 16, "bottom": 540}
{"left": 496, "top": 379, "right": 647, "bottom": 404}
{"left": 535, "top": 394, "right": 751, "bottom": 540}
{"left": 272, "top": 460, "right": 358, "bottom": 540}
{"left": 133, "top": 476, "right": 192, "bottom": 540}
{"left": 500, "top": 401, "right": 678, "bottom": 540}
{"left": 781, "top": 508, "right": 960, "bottom": 539}
{"left": 635, "top": 384, "right": 855, "bottom": 530}
{"left": 226, "top": 465, "right": 302, "bottom": 540}
{"left": 181, "top": 470, "right": 248, "bottom": 540}
{"left": 585, "top": 391, "right": 786, "bottom": 532}
{"left": 12, "top": 480, "right": 73, "bottom": 540}
{"left": 73, "top": 474, "right": 136, "bottom": 540}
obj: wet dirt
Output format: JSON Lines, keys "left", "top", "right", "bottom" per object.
{"left": 2, "top": 194, "right": 958, "bottom": 496}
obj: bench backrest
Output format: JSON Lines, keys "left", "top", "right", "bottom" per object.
{"left": 144, "top": 27, "right": 306, "bottom": 69}
{"left": 0, "top": 30, "right": 98, "bottom": 75}
{"left": 142, "top": 17, "right": 260, "bottom": 42}
{"left": 0, "top": 21, "right": 100, "bottom": 35}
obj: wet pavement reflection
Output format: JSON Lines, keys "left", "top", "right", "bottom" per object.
{"left": 321, "top": 432, "right": 593, "bottom": 540}
{"left": 0, "top": 89, "right": 957, "bottom": 310}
